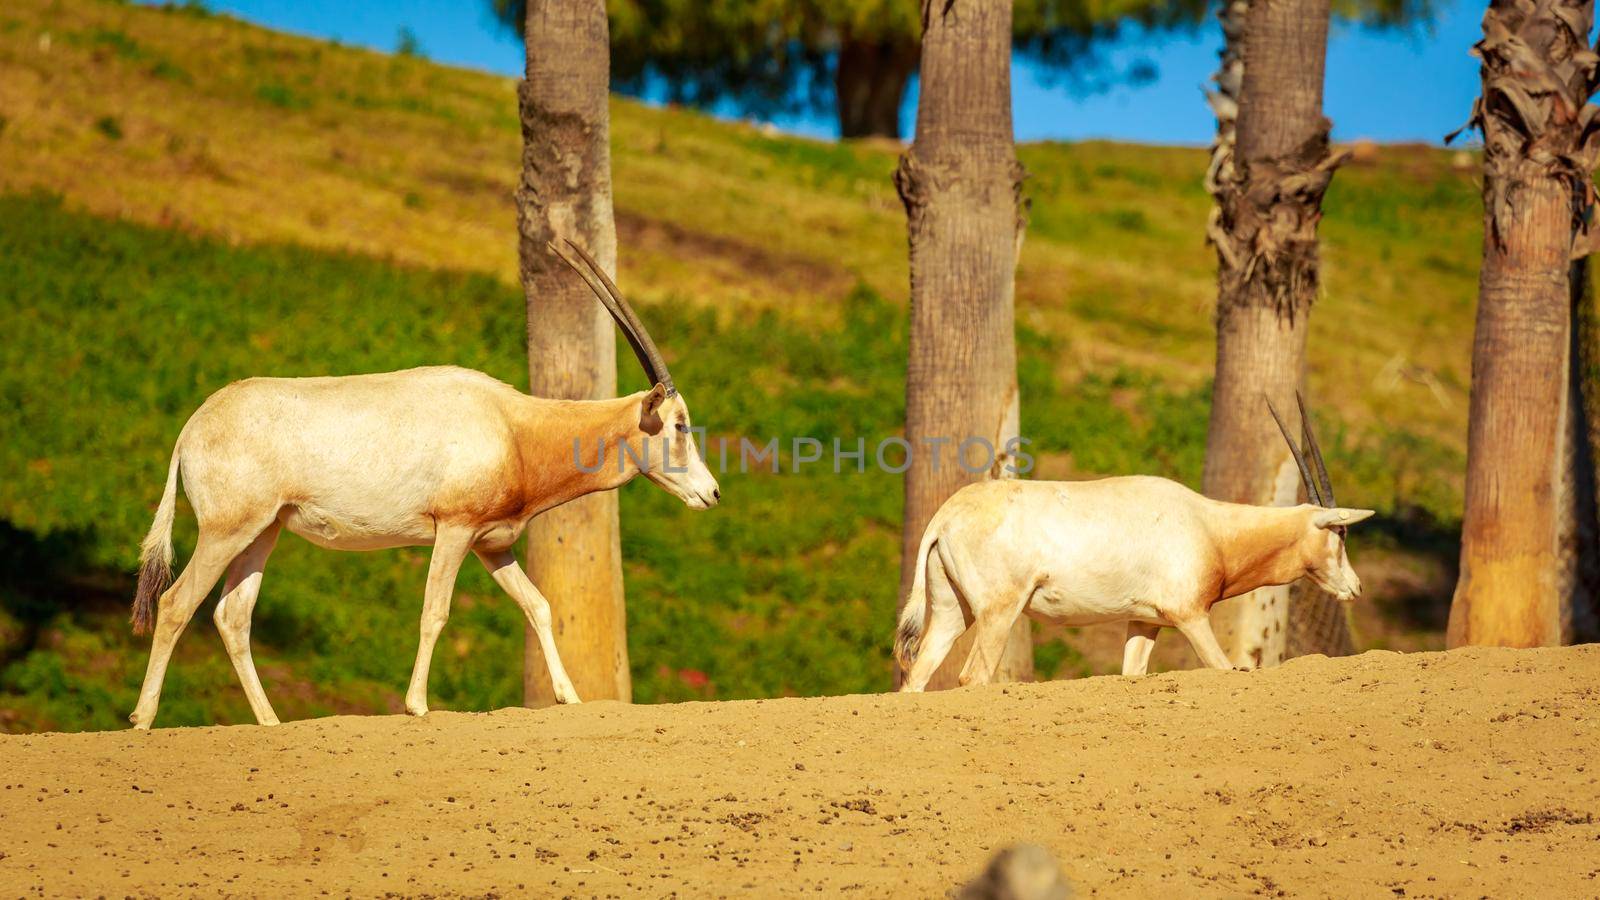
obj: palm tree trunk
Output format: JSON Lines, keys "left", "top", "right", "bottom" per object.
{"left": 837, "top": 36, "right": 919, "bottom": 139}
{"left": 1203, "top": 0, "right": 1343, "bottom": 668}
{"left": 1202, "top": 0, "right": 1246, "bottom": 228}
{"left": 1559, "top": 258, "right": 1600, "bottom": 642}
{"left": 516, "top": 0, "right": 630, "bottom": 704}
{"left": 895, "top": 0, "right": 1030, "bottom": 689}
{"left": 1448, "top": 1, "right": 1599, "bottom": 648}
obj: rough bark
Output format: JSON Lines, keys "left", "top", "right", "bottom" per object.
{"left": 837, "top": 36, "right": 919, "bottom": 140}
{"left": 896, "top": 0, "right": 1030, "bottom": 689}
{"left": 1203, "top": 0, "right": 1345, "bottom": 669}
{"left": 1202, "top": 0, "right": 1247, "bottom": 240}
{"left": 517, "top": 0, "right": 630, "bottom": 704}
{"left": 1448, "top": 1, "right": 1600, "bottom": 649}
{"left": 1559, "top": 258, "right": 1600, "bottom": 643}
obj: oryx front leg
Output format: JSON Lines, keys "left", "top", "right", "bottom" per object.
{"left": 476, "top": 548, "right": 581, "bottom": 705}
{"left": 405, "top": 525, "right": 475, "bottom": 717}
{"left": 1174, "top": 614, "right": 1234, "bottom": 671}
{"left": 1121, "top": 621, "right": 1160, "bottom": 676}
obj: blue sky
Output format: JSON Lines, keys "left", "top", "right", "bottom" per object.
{"left": 176, "top": 0, "right": 1485, "bottom": 145}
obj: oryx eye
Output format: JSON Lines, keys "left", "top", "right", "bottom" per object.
{"left": 675, "top": 422, "right": 689, "bottom": 434}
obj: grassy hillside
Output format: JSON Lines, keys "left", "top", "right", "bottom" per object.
{"left": 0, "top": 0, "right": 1475, "bottom": 731}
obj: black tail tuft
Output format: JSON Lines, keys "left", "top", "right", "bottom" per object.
{"left": 894, "top": 608, "right": 925, "bottom": 672}
{"left": 131, "top": 556, "right": 169, "bottom": 637}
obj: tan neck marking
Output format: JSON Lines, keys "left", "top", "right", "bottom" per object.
{"left": 509, "top": 392, "right": 652, "bottom": 516}
{"left": 1204, "top": 502, "right": 1312, "bottom": 601}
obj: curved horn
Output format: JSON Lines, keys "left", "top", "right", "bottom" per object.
{"left": 1295, "top": 392, "right": 1335, "bottom": 508}
{"left": 553, "top": 239, "right": 675, "bottom": 395}
{"left": 1265, "top": 395, "right": 1323, "bottom": 507}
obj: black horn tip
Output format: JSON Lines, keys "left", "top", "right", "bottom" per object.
{"left": 1265, "top": 392, "right": 1323, "bottom": 507}
{"left": 1295, "top": 391, "right": 1336, "bottom": 508}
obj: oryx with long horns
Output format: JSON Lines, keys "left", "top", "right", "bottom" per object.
{"left": 895, "top": 394, "right": 1372, "bottom": 689}
{"left": 127, "top": 240, "right": 719, "bottom": 729}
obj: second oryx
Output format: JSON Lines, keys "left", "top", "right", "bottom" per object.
{"left": 895, "top": 396, "right": 1371, "bottom": 689}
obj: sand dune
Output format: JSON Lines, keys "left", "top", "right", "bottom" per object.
{"left": 1, "top": 645, "right": 1596, "bottom": 896}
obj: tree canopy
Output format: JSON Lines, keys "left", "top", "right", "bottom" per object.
{"left": 493, "top": 0, "right": 1434, "bottom": 138}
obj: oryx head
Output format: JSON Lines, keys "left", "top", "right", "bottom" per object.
{"left": 552, "top": 240, "right": 721, "bottom": 510}
{"left": 1267, "top": 393, "right": 1373, "bottom": 601}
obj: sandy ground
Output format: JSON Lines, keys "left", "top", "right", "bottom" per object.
{"left": 1, "top": 646, "right": 1597, "bottom": 898}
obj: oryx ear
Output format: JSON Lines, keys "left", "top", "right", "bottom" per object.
{"left": 639, "top": 383, "right": 667, "bottom": 434}
{"left": 643, "top": 383, "right": 668, "bottom": 415}
{"left": 1314, "top": 508, "right": 1375, "bottom": 529}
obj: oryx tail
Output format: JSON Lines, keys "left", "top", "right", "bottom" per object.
{"left": 132, "top": 444, "right": 181, "bottom": 636}
{"left": 894, "top": 526, "right": 939, "bottom": 672}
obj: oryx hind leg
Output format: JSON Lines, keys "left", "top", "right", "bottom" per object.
{"left": 213, "top": 521, "right": 282, "bottom": 725}
{"left": 130, "top": 518, "right": 273, "bottom": 730}
{"left": 957, "top": 585, "right": 1032, "bottom": 688}
{"left": 901, "top": 551, "right": 971, "bottom": 693}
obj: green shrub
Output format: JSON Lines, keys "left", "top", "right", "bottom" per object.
{"left": 396, "top": 27, "right": 423, "bottom": 59}
{"left": 255, "top": 82, "right": 308, "bottom": 110}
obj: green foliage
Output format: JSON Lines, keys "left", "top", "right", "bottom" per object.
{"left": 395, "top": 26, "right": 424, "bottom": 59}
{"left": 148, "top": 58, "right": 190, "bottom": 82}
{"left": 1032, "top": 628, "right": 1094, "bottom": 680}
{"left": 86, "top": 27, "right": 149, "bottom": 61}
{"left": 93, "top": 115, "right": 123, "bottom": 140}
{"left": 67, "top": 24, "right": 192, "bottom": 83}
{"left": 1106, "top": 207, "right": 1149, "bottom": 232}
{"left": 254, "top": 81, "right": 309, "bottom": 110}
{"left": 150, "top": 1, "right": 212, "bottom": 17}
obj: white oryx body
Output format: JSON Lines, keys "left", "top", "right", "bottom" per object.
{"left": 896, "top": 434, "right": 1372, "bottom": 690}
{"left": 129, "top": 242, "right": 718, "bottom": 729}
